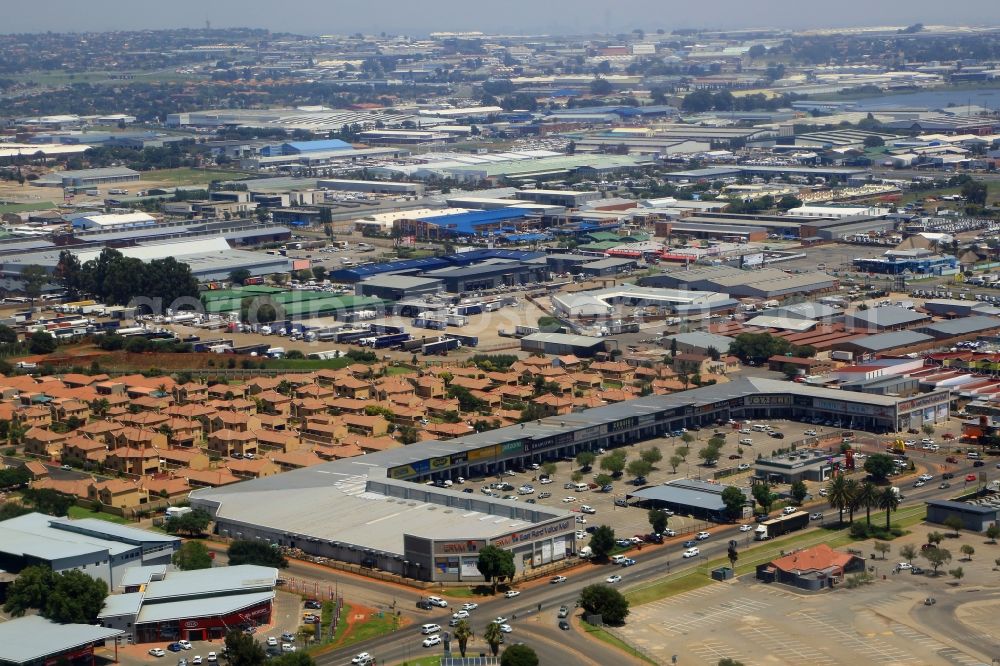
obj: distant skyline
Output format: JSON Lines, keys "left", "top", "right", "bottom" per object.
{"left": 5, "top": 0, "right": 1000, "bottom": 36}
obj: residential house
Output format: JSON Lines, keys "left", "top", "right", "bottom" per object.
{"left": 172, "top": 382, "right": 209, "bottom": 404}
{"left": 207, "top": 429, "right": 258, "bottom": 458}
{"left": 89, "top": 478, "right": 149, "bottom": 511}
{"left": 342, "top": 413, "right": 389, "bottom": 437}
{"left": 23, "top": 427, "right": 68, "bottom": 460}
{"left": 223, "top": 458, "right": 280, "bottom": 480}
{"left": 105, "top": 447, "right": 161, "bottom": 477}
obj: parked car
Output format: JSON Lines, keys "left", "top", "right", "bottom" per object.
{"left": 149, "top": 649, "right": 166, "bottom": 658}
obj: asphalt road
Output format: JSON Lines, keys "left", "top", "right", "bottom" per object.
{"left": 307, "top": 456, "right": 986, "bottom": 666}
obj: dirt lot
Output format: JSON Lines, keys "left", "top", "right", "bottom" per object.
{"left": 617, "top": 520, "right": 1000, "bottom": 666}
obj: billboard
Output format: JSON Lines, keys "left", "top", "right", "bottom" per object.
{"left": 741, "top": 252, "right": 765, "bottom": 268}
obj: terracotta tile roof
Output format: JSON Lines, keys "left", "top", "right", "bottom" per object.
{"left": 770, "top": 544, "right": 855, "bottom": 574}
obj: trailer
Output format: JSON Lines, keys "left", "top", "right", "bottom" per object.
{"left": 446, "top": 333, "right": 479, "bottom": 348}
{"left": 514, "top": 325, "right": 539, "bottom": 337}
{"left": 422, "top": 338, "right": 461, "bottom": 355}
{"left": 371, "top": 324, "right": 406, "bottom": 335}
{"left": 372, "top": 333, "right": 411, "bottom": 349}
{"left": 454, "top": 304, "right": 483, "bottom": 316}
{"left": 413, "top": 317, "right": 447, "bottom": 331}
{"left": 755, "top": 511, "right": 809, "bottom": 540}
{"left": 337, "top": 330, "right": 375, "bottom": 344}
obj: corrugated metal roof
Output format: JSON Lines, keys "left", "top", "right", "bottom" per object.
{"left": 143, "top": 565, "right": 277, "bottom": 601}
{"left": 137, "top": 591, "right": 275, "bottom": 624}
{"left": 0, "top": 616, "right": 124, "bottom": 663}
{"left": 848, "top": 330, "right": 933, "bottom": 351}
{"left": 628, "top": 479, "right": 729, "bottom": 511}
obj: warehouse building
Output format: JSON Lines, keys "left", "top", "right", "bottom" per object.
{"left": 520, "top": 332, "right": 607, "bottom": 357}
{"left": 661, "top": 331, "right": 735, "bottom": 355}
{"left": 423, "top": 260, "right": 548, "bottom": 293}
{"left": 0, "top": 616, "right": 124, "bottom": 666}
{"left": 0, "top": 512, "right": 179, "bottom": 588}
{"left": 916, "top": 316, "right": 1000, "bottom": 340}
{"left": 754, "top": 449, "right": 843, "bottom": 484}
{"left": 70, "top": 212, "right": 157, "bottom": 231}
{"left": 579, "top": 257, "right": 638, "bottom": 277}
{"left": 640, "top": 265, "right": 838, "bottom": 299}
{"left": 551, "top": 283, "right": 737, "bottom": 318}
{"left": 316, "top": 178, "right": 424, "bottom": 195}
{"left": 925, "top": 499, "right": 999, "bottom": 533}
{"left": 833, "top": 330, "right": 935, "bottom": 357}
{"left": 394, "top": 208, "right": 540, "bottom": 239}
{"left": 98, "top": 565, "right": 277, "bottom": 644}
{"left": 654, "top": 220, "right": 768, "bottom": 243}
{"left": 846, "top": 306, "right": 932, "bottom": 332}
{"left": 356, "top": 275, "right": 444, "bottom": 301}
{"left": 545, "top": 253, "right": 593, "bottom": 274}
{"left": 514, "top": 189, "right": 602, "bottom": 207}
{"left": 853, "top": 249, "right": 958, "bottom": 275}
{"left": 30, "top": 166, "right": 140, "bottom": 188}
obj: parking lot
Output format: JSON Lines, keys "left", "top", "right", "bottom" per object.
{"left": 617, "top": 569, "right": 996, "bottom": 665}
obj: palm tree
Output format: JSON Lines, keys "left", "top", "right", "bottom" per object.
{"left": 878, "top": 486, "right": 900, "bottom": 531}
{"left": 844, "top": 478, "right": 861, "bottom": 524}
{"left": 856, "top": 481, "right": 879, "bottom": 526}
{"left": 826, "top": 475, "right": 850, "bottom": 524}
{"left": 483, "top": 622, "right": 502, "bottom": 657}
{"left": 453, "top": 619, "right": 473, "bottom": 657}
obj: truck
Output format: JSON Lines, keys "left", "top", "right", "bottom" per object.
{"left": 413, "top": 317, "right": 447, "bottom": 331}
{"left": 754, "top": 511, "right": 809, "bottom": 540}
{"left": 514, "top": 325, "right": 539, "bottom": 337}
{"left": 423, "top": 338, "right": 461, "bottom": 355}
{"left": 372, "top": 333, "right": 411, "bottom": 349}
{"left": 445, "top": 314, "right": 468, "bottom": 327}
{"left": 831, "top": 350, "right": 854, "bottom": 362}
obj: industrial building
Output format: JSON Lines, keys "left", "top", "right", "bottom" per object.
{"left": 30, "top": 166, "right": 140, "bottom": 189}
{"left": 753, "top": 449, "right": 844, "bottom": 484}
{"left": 551, "top": 283, "right": 737, "bottom": 318}
{"left": 925, "top": 499, "right": 999, "bottom": 533}
{"left": 520, "top": 332, "right": 607, "bottom": 357}
{"left": 0, "top": 616, "right": 124, "bottom": 666}
{"left": 661, "top": 331, "right": 736, "bottom": 355}
{"left": 97, "top": 565, "right": 277, "bottom": 644}
{"left": 422, "top": 260, "right": 548, "bottom": 293}
{"left": 70, "top": 212, "right": 157, "bottom": 231}
{"left": 514, "top": 189, "right": 602, "bottom": 207}
{"left": 853, "top": 249, "right": 958, "bottom": 275}
{"left": 316, "top": 178, "right": 425, "bottom": 195}
{"left": 846, "top": 306, "right": 932, "bottom": 332}
{"left": 355, "top": 275, "right": 444, "bottom": 301}
{"left": 0, "top": 512, "right": 180, "bottom": 588}
{"left": 640, "top": 265, "right": 838, "bottom": 300}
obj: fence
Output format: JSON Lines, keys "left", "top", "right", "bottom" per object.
{"left": 441, "top": 657, "right": 499, "bottom": 666}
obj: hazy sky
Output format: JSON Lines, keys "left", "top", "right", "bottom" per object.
{"left": 5, "top": 0, "right": 999, "bottom": 35}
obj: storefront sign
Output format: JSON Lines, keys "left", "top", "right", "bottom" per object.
{"left": 437, "top": 540, "right": 485, "bottom": 554}
{"left": 609, "top": 416, "right": 638, "bottom": 433}
{"left": 574, "top": 425, "right": 605, "bottom": 442}
{"left": 468, "top": 445, "right": 499, "bottom": 461}
{"left": 490, "top": 520, "right": 573, "bottom": 549}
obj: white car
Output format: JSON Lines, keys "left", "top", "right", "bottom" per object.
{"left": 896, "top": 562, "right": 913, "bottom": 571}
{"left": 461, "top": 602, "right": 478, "bottom": 611}
{"left": 550, "top": 575, "right": 567, "bottom": 584}
{"left": 281, "top": 644, "right": 295, "bottom": 653}
{"left": 422, "top": 635, "right": 442, "bottom": 648}
{"left": 266, "top": 637, "right": 278, "bottom": 646}
{"left": 452, "top": 610, "right": 469, "bottom": 619}
{"left": 206, "top": 653, "right": 217, "bottom": 663}
{"left": 149, "top": 649, "right": 166, "bottom": 658}
{"left": 575, "top": 530, "right": 587, "bottom": 539}
{"left": 918, "top": 474, "right": 933, "bottom": 482}
{"left": 580, "top": 505, "right": 597, "bottom": 514}
{"left": 695, "top": 531, "right": 710, "bottom": 540}
{"left": 606, "top": 574, "right": 622, "bottom": 584}
{"left": 661, "top": 529, "right": 677, "bottom": 537}
{"left": 739, "top": 524, "right": 753, "bottom": 532}
{"left": 426, "top": 596, "right": 448, "bottom": 608}
{"left": 804, "top": 429, "right": 817, "bottom": 436}
{"left": 178, "top": 641, "right": 193, "bottom": 651}
{"left": 504, "top": 590, "right": 520, "bottom": 598}
{"left": 683, "top": 547, "right": 700, "bottom": 558}
{"left": 494, "top": 616, "right": 508, "bottom": 625}
{"left": 575, "top": 516, "right": 587, "bottom": 524}
{"left": 192, "top": 657, "right": 202, "bottom": 666}
{"left": 739, "top": 428, "right": 752, "bottom": 434}
{"left": 499, "top": 624, "right": 513, "bottom": 633}
{"left": 562, "top": 496, "right": 577, "bottom": 503}
{"left": 782, "top": 506, "right": 797, "bottom": 515}
{"left": 737, "top": 463, "right": 750, "bottom": 471}
{"left": 539, "top": 477, "right": 553, "bottom": 484}
{"left": 352, "top": 654, "right": 372, "bottom": 665}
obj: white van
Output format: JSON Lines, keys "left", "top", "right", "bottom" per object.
{"left": 573, "top": 483, "right": 589, "bottom": 492}
{"left": 610, "top": 555, "right": 626, "bottom": 565}
{"left": 739, "top": 438, "right": 753, "bottom": 446}
{"left": 967, "top": 451, "right": 981, "bottom": 460}
{"left": 421, "top": 624, "right": 442, "bottom": 635}
{"left": 751, "top": 424, "right": 768, "bottom": 432}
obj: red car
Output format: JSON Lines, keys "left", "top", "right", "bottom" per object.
{"left": 946, "top": 456, "right": 958, "bottom": 464}
{"left": 965, "top": 474, "right": 977, "bottom": 482}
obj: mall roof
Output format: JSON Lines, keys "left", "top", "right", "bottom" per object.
{"left": 0, "top": 616, "right": 124, "bottom": 664}
{"left": 99, "top": 592, "right": 145, "bottom": 618}
{"left": 137, "top": 591, "right": 275, "bottom": 625}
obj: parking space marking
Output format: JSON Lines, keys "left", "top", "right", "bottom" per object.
{"left": 795, "top": 610, "right": 919, "bottom": 664}
{"left": 738, "top": 623, "right": 837, "bottom": 665}
{"left": 653, "top": 597, "right": 770, "bottom": 636}
{"left": 890, "top": 623, "right": 988, "bottom": 666}
{"left": 937, "top": 648, "right": 989, "bottom": 666}
{"left": 689, "top": 641, "right": 755, "bottom": 666}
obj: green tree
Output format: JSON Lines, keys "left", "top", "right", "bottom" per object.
{"left": 594, "top": 473, "right": 613, "bottom": 488}
{"left": 961, "top": 178, "right": 988, "bottom": 206}
{"left": 985, "top": 524, "right": 1000, "bottom": 543}
{"left": 943, "top": 515, "right": 964, "bottom": 536}
{"left": 790, "top": 480, "right": 808, "bottom": 505}
{"left": 599, "top": 450, "right": 627, "bottom": 476}
{"left": 698, "top": 443, "right": 722, "bottom": 466}
{"left": 752, "top": 482, "right": 775, "bottom": 514}
{"left": 863, "top": 453, "right": 896, "bottom": 483}
{"left": 927, "top": 531, "right": 944, "bottom": 547}
{"left": 164, "top": 508, "right": 212, "bottom": 536}
{"left": 578, "top": 583, "right": 630, "bottom": 625}
{"left": 588, "top": 525, "right": 616, "bottom": 560}
{"left": 271, "top": 653, "right": 314, "bottom": 666}
{"left": 44, "top": 569, "right": 109, "bottom": 624}
{"left": 21, "top": 264, "right": 48, "bottom": 310}
{"left": 626, "top": 459, "right": 652, "bottom": 480}
{"left": 3, "top": 565, "right": 53, "bottom": 616}
{"left": 879, "top": 486, "right": 900, "bottom": 531}
{"left": 949, "top": 566, "right": 965, "bottom": 583}
{"left": 224, "top": 629, "right": 267, "bottom": 666}
{"left": 960, "top": 544, "right": 975, "bottom": 561}
{"left": 776, "top": 195, "right": 802, "bottom": 211}
{"left": 484, "top": 621, "right": 503, "bottom": 657}
{"left": 640, "top": 447, "right": 662, "bottom": 466}
{"left": 719, "top": 659, "right": 746, "bottom": 666}
{"left": 899, "top": 544, "right": 918, "bottom": 564}
{"left": 863, "top": 135, "right": 885, "bottom": 148}
{"left": 856, "top": 481, "right": 880, "bottom": 526}
{"left": 922, "top": 547, "right": 951, "bottom": 574}
{"left": 874, "top": 541, "right": 891, "bottom": 559}
{"left": 575, "top": 450, "right": 596, "bottom": 471}
{"left": 501, "top": 643, "right": 539, "bottom": 666}
{"left": 826, "top": 475, "right": 850, "bottom": 523}
{"left": 28, "top": 330, "right": 57, "bottom": 355}
{"left": 229, "top": 269, "right": 252, "bottom": 285}
{"left": 173, "top": 540, "right": 213, "bottom": 570}
{"left": 722, "top": 486, "right": 748, "bottom": 520}
{"left": 648, "top": 509, "right": 669, "bottom": 535}
{"left": 668, "top": 454, "right": 683, "bottom": 473}
{"left": 476, "top": 545, "right": 516, "bottom": 593}
{"left": 453, "top": 619, "right": 473, "bottom": 657}
{"left": 227, "top": 540, "right": 289, "bottom": 568}
{"left": 541, "top": 462, "right": 557, "bottom": 477}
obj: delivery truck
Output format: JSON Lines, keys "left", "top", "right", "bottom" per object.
{"left": 755, "top": 510, "right": 809, "bottom": 541}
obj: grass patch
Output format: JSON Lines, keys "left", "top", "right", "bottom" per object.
{"left": 396, "top": 657, "right": 441, "bottom": 666}
{"left": 438, "top": 586, "right": 487, "bottom": 599}
{"left": 624, "top": 570, "right": 713, "bottom": 606}
{"left": 143, "top": 168, "right": 254, "bottom": 186}
{"left": 580, "top": 620, "right": 658, "bottom": 666}
{"left": 258, "top": 357, "right": 351, "bottom": 370}
{"left": 67, "top": 505, "right": 131, "bottom": 524}
{"left": 384, "top": 365, "right": 416, "bottom": 376}
{"left": 0, "top": 201, "right": 56, "bottom": 214}
{"left": 335, "top": 610, "right": 398, "bottom": 649}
